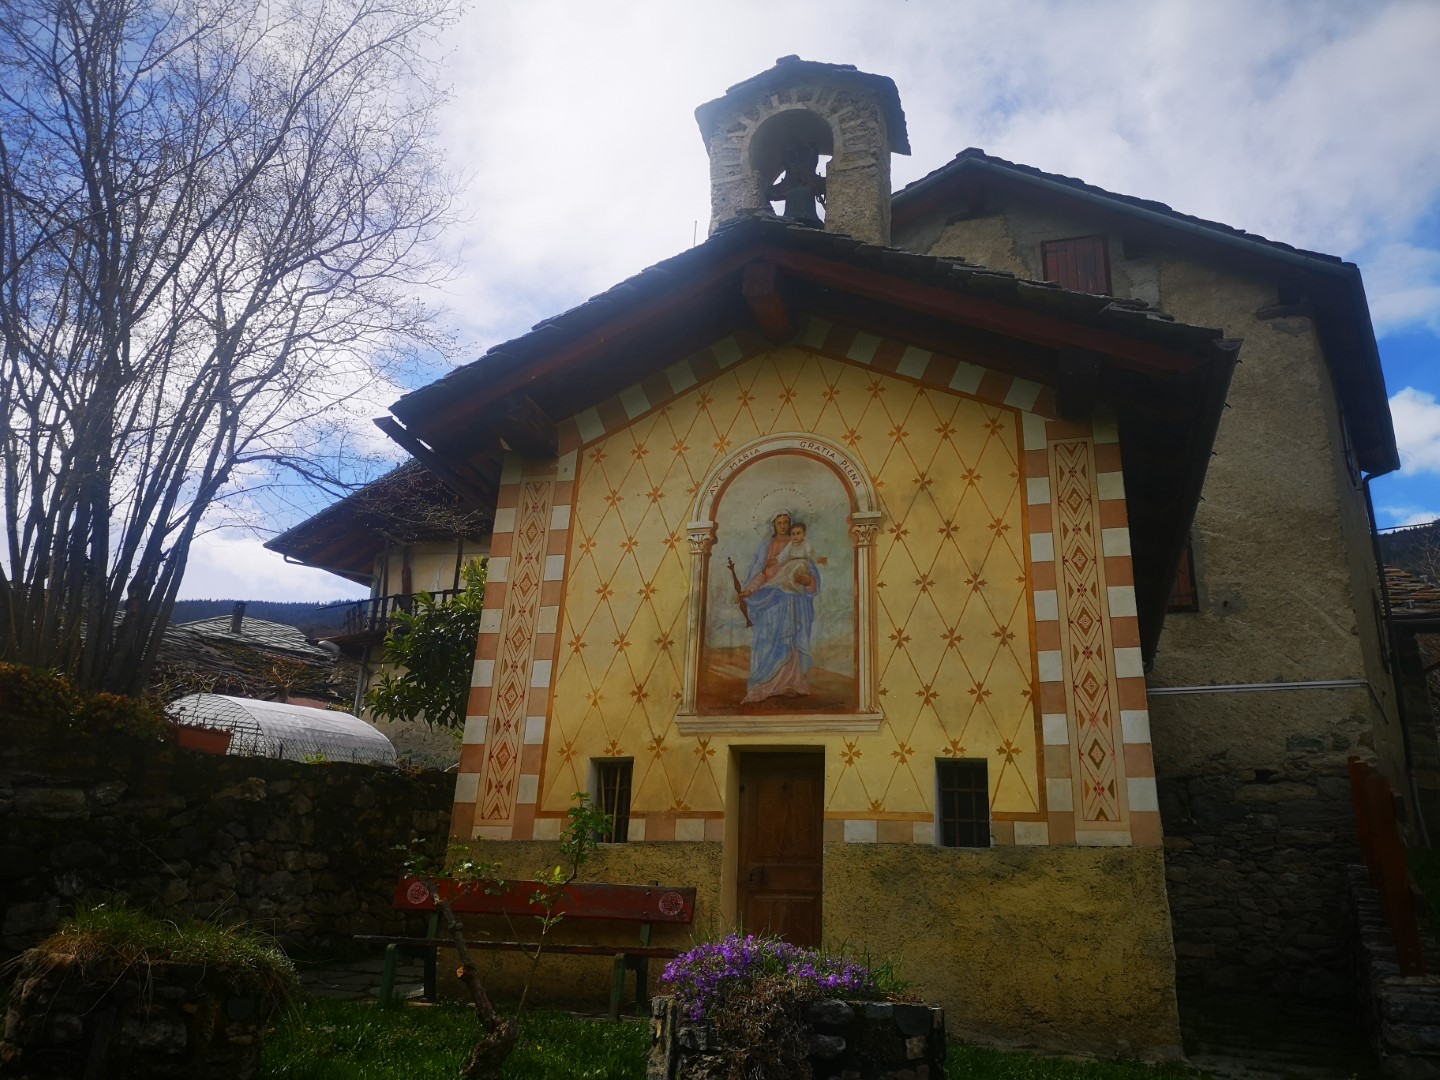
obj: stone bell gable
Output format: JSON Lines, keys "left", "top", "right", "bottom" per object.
{"left": 695, "top": 56, "right": 910, "bottom": 245}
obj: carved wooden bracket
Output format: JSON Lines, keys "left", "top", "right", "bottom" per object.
{"left": 742, "top": 261, "right": 794, "bottom": 343}
{"left": 484, "top": 393, "right": 557, "bottom": 459}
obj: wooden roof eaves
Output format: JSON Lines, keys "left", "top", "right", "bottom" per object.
{"left": 391, "top": 222, "right": 1232, "bottom": 445}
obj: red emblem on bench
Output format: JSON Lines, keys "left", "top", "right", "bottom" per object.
{"left": 406, "top": 880, "right": 431, "bottom": 906}
{"left": 658, "top": 891, "right": 684, "bottom": 917}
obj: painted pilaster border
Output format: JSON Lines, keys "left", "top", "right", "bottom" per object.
{"left": 452, "top": 451, "right": 577, "bottom": 842}
{"left": 1028, "top": 413, "right": 1158, "bottom": 849}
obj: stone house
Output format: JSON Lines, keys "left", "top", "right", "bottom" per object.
{"left": 279, "top": 58, "right": 1399, "bottom": 1054}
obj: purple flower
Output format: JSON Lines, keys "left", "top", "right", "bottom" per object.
{"left": 659, "top": 933, "right": 886, "bottom": 1020}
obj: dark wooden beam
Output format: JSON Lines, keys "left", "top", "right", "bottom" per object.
{"left": 1056, "top": 348, "right": 1103, "bottom": 421}
{"left": 742, "top": 261, "right": 793, "bottom": 342}
{"left": 373, "top": 416, "right": 496, "bottom": 513}
{"left": 485, "top": 393, "right": 557, "bottom": 458}
{"left": 766, "top": 247, "right": 1206, "bottom": 375}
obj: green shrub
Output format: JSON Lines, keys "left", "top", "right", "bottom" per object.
{"left": 0, "top": 662, "right": 79, "bottom": 723}
{"left": 78, "top": 692, "right": 169, "bottom": 737}
{"left": 0, "top": 662, "right": 170, "bottom": 738}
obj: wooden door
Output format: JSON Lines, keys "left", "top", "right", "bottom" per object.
{"left": 736, "top": 752, "right": 824, "bottom": 946}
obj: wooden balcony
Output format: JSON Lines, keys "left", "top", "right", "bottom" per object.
{"left": 323, "top": 588, "right": 466, "bottom": 648}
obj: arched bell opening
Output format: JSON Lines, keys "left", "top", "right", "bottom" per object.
{"left": 749, "top": 109, "right": 835, "bottom": 225}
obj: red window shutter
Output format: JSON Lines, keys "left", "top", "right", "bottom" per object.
{"left": 1042, "top": 235, "right": 1112, "bottom": 295}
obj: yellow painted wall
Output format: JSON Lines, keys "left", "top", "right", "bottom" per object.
{"left": 448, "top": 328, "right": 1175, "bottom": 1054}
{"left": 442, "top": 839, "right": 1182, "bottom": 1060}
{"left": 541, "top": 345, "right": 1041, "bottom": 825}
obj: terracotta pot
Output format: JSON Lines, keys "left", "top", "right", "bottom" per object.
{"left": 175, "top": 725, "right": 232, "bottom": 755}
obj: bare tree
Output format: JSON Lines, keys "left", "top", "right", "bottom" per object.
{"left": 0, "top": 0, "right": 459, "bottom": 693}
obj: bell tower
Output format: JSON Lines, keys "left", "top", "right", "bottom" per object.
{"left": 694, "top": 56, "right": 910, "bottom": 247}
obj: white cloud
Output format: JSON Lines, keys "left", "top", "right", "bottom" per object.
{"left": 424, "top": 0, "right": 1440, "bottom": 351}
{"left": 1363, "top": 243, "right": 1440, "bottom": 336}
{"left": 1379, "top": 505, "right": 1440, "bottom": 528}
{"left": 1389, "top": 386, "right": 1440, "bottom": 475}
{"left": 177, "top": 528, "right": 369, "bottom": 602}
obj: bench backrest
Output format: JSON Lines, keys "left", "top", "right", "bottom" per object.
{"left": 393, "top": 877, "right": 697, "bottom": 924}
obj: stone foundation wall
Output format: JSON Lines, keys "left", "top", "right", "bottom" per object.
{"left": 1, "top": 955, "right": 273, "bottom": 1079}
{"left": 1157, "top": 750, "right": 1361, "bottom": 1000}
{"left": 1348, "top": 865, "right": 1440, "bottom": 1078}
{"left": 648, "top": 996, "right": 945, "bottom": 1080}
{"left": 0, "top": 714, "right": 452, "bottom": 958}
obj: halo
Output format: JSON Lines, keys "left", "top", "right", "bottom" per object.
{"left": 753, "top": 487, "right": 815, "bottom": 532}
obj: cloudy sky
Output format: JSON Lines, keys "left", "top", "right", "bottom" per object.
{"left": 184, "top": 0, "right": 1440, "bottom": 602}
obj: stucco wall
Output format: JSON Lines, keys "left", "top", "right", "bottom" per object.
{"left": 452, "top": 323, "right": 1163, "bottom": 851}
{"left": 544, "top": 344, "right": 1043, "bottom": 825}
{"left": 444, "top": 839, "right": 1181, "bottom": 1059}
{"left": 898, "top": 194, "right": 1394, "bottom": 1001}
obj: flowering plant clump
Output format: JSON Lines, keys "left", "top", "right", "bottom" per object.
{"left": 660, "top": 934, "right": 886, "bottom": 1021}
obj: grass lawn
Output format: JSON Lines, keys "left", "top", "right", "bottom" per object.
{"left": 260, "top": 998, "right": 1207, "bottom": 1080}
{"left": 262, "top": 999, "right": 648, "bottom": 1080}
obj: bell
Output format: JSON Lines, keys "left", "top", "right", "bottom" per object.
{"left": 779, "top": 184, "right": 823, "bottom": 226}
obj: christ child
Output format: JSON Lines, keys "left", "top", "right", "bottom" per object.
{"left": 772, "top": 522, "right": 823, "bottom": 593}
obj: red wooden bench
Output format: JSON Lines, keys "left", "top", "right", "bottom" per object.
{"left": 356, "top": 876, "right": 697, "bottom": 1020}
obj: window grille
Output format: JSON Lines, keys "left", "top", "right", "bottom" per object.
{"left": 936, "top": 759, "right": 990, "bottom": 848}
{"left": 594, "top": 759, "right": 632, "bottom": 843}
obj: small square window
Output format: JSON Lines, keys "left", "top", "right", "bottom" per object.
{"left": 593, "top": 759, "right": 632, "bottom": 843}
{"left": 936, "top": 759, "right": 990, "bottom": 848}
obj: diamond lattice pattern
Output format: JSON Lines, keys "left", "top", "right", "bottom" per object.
{"left": 543, "top": 346, "right": 1040, "bottom": 818}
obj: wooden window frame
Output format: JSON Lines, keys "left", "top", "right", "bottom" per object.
{"left": 592, "top": 758, "right": 633, "bottom": 843}
{"left": 1041, "top": 234, "right": 1113, "bottom": 296}
{"left": 936, "top": 759, "right": 990, "bottom": 848}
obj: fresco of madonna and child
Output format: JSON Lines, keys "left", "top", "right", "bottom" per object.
{"left": 697, "top": 452, "right": 857, "bottom": 715}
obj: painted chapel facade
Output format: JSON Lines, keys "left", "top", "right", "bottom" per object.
{"left": 276, "top": 58, "right": 1399, "bottom": 1056}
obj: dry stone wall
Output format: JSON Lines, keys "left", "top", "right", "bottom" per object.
{"left": 1157, "top": 749, "right": 1362, "bottom": 1000}
{"left": 0, "top": 713, "right": 452, "bottom": 958}
{"left": 648, "top": 996, "right": 946, "bottom": 1080}
{"left": 2, "top": 956, "right": 274, "bottom": 1079}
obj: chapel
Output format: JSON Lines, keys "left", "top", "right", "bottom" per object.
{"left": 273, "top": 57, "right": 1400, "bottom": 1054}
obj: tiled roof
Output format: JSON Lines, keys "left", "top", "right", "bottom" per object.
{"left": 155, "top": 616, "right": 357, "bottom": 705}
{"left": 1386, "top": 567, "right": 1440, "bottom": 619}
{"left": 171, "top": 616, "right": 332, "bottom": 658}
{"left": 392, "top": 212, "right": 1229, "bottom": 421}
{"left": 895, "top": 148, "right": 1344, "bottom": 264}
{"left": 265, "top": 458, "right": 489, "bottom": 579}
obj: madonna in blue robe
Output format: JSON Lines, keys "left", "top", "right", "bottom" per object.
{"left": 738, "top": 511, "right": 821, "bottom": 703}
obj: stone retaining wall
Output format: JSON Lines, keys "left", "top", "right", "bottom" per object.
{"left": 647, "top": 995, "right": 946, "bottom": 1080}
{"left": 0, "top": 714, "right": 452, "bottom": 958}
{"left": 1, "top": 955, "right": 273, "bottom": 1079}
{"left": 1348, "top": 864, "right": 1440, "bottom": 1078}
{"left": 1157, "top": 748, "right": 1361, "bottom": 1000}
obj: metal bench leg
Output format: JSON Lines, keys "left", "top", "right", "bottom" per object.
{"left": 634, "top": 957, "right": 649, "bottom": 1011}
{"left": 379, "top": 943, "right": 398, "bottom": 1005}
{"left": 610, "top": 954, "right": 627, "bottom": 1022}
{"left": 424, "top": 913, "right": 439, "bottom": 1001}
